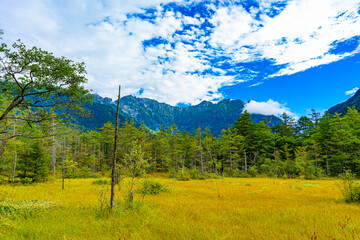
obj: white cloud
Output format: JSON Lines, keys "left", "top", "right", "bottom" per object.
{"left": 1, "top": 0, "right": 360, "bottom": 106}
{"left": 210, "top": 0, "right": 360, "bottom": 77}
{"left": 268, "top": 53, "right": 343, "bottom": 77}
{"left": 249, "top": 82, "right": 264, "bottom": 87}
{"left": 209, "top": 6, "right": 256, "bottom": 48}
{"left": 183, "top": 16, "right": 203, "bottom": 25}
{"left": 244, "top": 99, "right": 298, "bottom": 118}
{"left": 345, "top": 87, "right": 359, "bottom": 95}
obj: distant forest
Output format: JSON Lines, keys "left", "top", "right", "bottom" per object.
{"left": 2, "top": 106, "right": 360, "bottom": 182}
{"left": 1, "top": 33, "right": 360, "bottom": 183}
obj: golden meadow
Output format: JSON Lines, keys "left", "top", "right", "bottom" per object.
{"left": 1, "top": 177, "right": 359, "bottom": 240}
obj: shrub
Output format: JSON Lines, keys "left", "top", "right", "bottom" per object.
{"left": 66, "top": 167, "right": 100, "bottom": 179}
{"left": 178, "top": 173, "right": 190, "bottom": 181}
{"left": 77, "top": 167, "right": 92, "bottom": 178}
{"left": 248, "top": 166, "right": 258, "bottom": 177}
{"left": 205, "top": 172, "right": 219, "bottom": 179}
{"left": 223, "top": 167, "right": 233, "bottom": 177}
{"left": 138, "top": 179, "right": 170, "bottom": 196}
{"left": 92, "top": 173, "right": 102, "bottom": 179}
{"left": 303, "top": 165, "right": 316, "bottom": 180}
{"left": 315, "top": 167, "right": 325, "bottom": 179}
{"left": 337, "top": 169, "right": 360, "bottom": 203}
{"left": 233, "top": 169, "right": 249, "bottom": 178}
{"left": 0, "top": 177, "right": 7, "bottom": 185}
{"left": 260, "top": 165, "right": 272, "bottom": 176}
{"left": 260, "top": 158, "right": 274, "bottom": 177}
{"left": 94, "top": 185, "right": 110, "bottom": 217}
{"left": 20, "top": 177, "right": 33, "bottom": 185}
{"left": 190, "top": 168, "right": 201, "bottom": 179}
{"left": 92, "top": 179, "right": 110, "bottom": 185}
{"left": 177, "top": 167, "right": 191, "bottom": 181}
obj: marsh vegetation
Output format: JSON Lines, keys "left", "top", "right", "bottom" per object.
{"left": 0, "top": 177, "right": 360, "bottom": 239}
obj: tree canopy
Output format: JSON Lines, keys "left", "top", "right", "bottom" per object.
{"left": 0, "top": 40, "right": 92, "bottom": 137}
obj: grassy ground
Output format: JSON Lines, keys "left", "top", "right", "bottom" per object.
{"left": 0, "top": 177, "right": 359, "bottom": 240}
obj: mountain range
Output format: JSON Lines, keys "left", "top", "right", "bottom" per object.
{"left": 76, "top": 88, "right": 360, "bottom": 135}
{"left": 77, "top": 94, "right": 279, "bottom": 135}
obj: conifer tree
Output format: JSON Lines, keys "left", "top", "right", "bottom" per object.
{"left": 18, "top": 141, "right": 48, "bottom": 183}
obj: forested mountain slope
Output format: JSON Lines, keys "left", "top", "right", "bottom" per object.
{"left": 79, "top": 94, "right": 279, "bottom": 135}
{"left": 328, "top": 89, "right": 360, "bottom": 115}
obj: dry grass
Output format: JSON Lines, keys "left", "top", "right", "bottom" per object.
{"left": 0, "top": 177, "right": 359, "bottom": 240}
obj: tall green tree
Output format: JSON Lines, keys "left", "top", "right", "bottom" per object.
{"left": 0, "top": 40, "right": 92, "bottom": 138}
{"left": 18, "top": 140, "right": 48, "bottom": 183}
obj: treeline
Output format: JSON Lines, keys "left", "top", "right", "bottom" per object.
{"left": 1, "top": 33, "right": 360, "bottom": 182}
{"left": 1, "top": 106, "right": 360, "bottom": 182}
{"left": 0, "top": 34, "right": 91, "bottom": 183}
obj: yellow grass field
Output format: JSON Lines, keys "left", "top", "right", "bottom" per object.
{"left": 0, "top": 177, "right": 359, "bottom": 240}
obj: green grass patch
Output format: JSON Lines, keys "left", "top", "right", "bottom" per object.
{"left": 138, "top": 179, "right": 171, "bottom": 196}
{"left": 0, "top": 200, "right": 56, "bottom": 218}
{"left": 92, "top": 179, "right": 110, "bottom": 185}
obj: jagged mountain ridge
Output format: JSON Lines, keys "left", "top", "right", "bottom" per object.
{"left": 78, "top": 94, "right": 280, "bottom": 135}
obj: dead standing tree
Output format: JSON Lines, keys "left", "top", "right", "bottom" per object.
{"left": 110, "top": 85, "right": 121, "bottom": 209}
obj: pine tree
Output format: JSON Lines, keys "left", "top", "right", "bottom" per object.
{"left": 18, "top": 141, "right": 48, "bottom": 183}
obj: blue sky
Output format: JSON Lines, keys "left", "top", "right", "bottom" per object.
{"left": 1, "top": 0, "right": 360, "bottom": 118}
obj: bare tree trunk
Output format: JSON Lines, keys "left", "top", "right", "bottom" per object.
{"left": 229, "top": 142, "right": 233, "bottom": 174}
{"left": 84, "top": 141, "right": 87, "bottom": 161}
{"left": 110, "top": 85, "right": 121, "bottom": 209}
{"left": 117, "top": 166, "right": 122, "bottom": 191}
{"left": 199, "top": 121, "right": 204, "bottom": 178}
{"left": 93, "top": 142, "right": 96, "bottom": 173}
{"left": 326, "top": 151, "right": 329, "bottom": 176}
{"left": 154, "top": 145, "right": 157, "bottom": 172}
{"left": 314, "top": 145, "right": 318, "bottom": 169}
{"left": 52, "top": 117, "right": 56, "bottom": 176}
{"left": 129, "top": 174, "right": 135, "bottom": 203}
{"left": 12, "top": 121, "right": 17, "bottom": 182}
{"left": 274, "top": 137, "right": 277, "bottom": 176}
{"left": 74, "top": 134, "right": 77, "bottom": 163}
{"left": 62, "top": 138, "right": 66, "bottom": 190}
{"left": 244, "top": 150, "right": 248, "bottom": 174}
{"left": 0, "top": 120, "right": 9, "bottom": 160}
{"left": 98, "top": 142, "right": 101, "bottom": 172}
{"left": 161, "top": 146, "right": 164, "bottom": 173}
{"left": 207, "top": 145, "right": 214, "bottom": 174}
{"left": 181, "top": 152, "right": 186, "bottom": 176}
{"left": 170, "top": 128, "right": 176, "bottom": 179}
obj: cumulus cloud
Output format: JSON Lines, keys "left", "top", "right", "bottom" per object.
{"left": 244, "top": 99, "right": 298, "bottom": 118}
{"left": 209, "top": 5, "right": 256, "bottom": 48}
{"left": 345, "top": 87, "right": 359, "bottom": 96}
{"left": 1, "top": 0, "right": 360, "bottom": 105}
